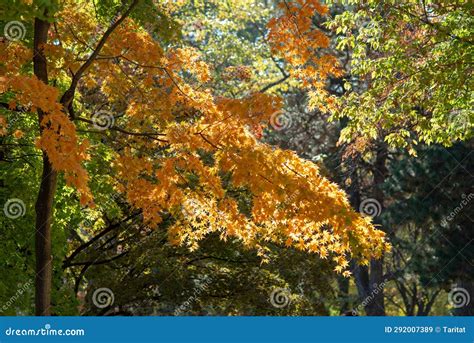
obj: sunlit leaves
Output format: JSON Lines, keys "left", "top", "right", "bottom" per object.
{"left": 0, "top": 0, "right": 389, "bottom": 276}
{"left": 328, "top": 0, "right": 473, "bottom": 147}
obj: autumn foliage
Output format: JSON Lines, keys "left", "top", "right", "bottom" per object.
{"left": 0, "top": 0, "right": 388, "bottom": 277}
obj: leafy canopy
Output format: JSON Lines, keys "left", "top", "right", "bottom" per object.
{"left": 0, "top": 0, "right": 389, "bottom": 275}
{"left": 327, "top": 0, "right": 473, "bottom": 148}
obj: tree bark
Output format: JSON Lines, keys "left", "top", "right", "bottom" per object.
{"left": 364, "top": 258, "right": 385, "bottom": 315}
{"left": 31, "top": 2, "right": 139, "bottom": 315}
{"left": 364, "top": 143, "right": 389, "bottom": 316}
{"left": 33, "top": 17, "right": 56, "bottom": 316}
{"left": 347, "top": 142, "right": 388, "bottom": 316}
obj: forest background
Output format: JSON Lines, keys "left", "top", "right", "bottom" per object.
{"left": 0, "top": 0, "right": 472, "bottom": 316}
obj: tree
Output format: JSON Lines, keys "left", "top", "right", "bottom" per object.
{"left": 1, "top": 0, "right": 387, "bottom": 315}
{"left": 383, "top": 142, "right": 474, "bottom": 315}
{"left": 267, "top": 0, "right": 473, "bottom": 316}
{"left": 328, "top": 0, "right": 473, "bottom": 148}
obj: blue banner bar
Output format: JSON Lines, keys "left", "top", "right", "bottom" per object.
{"left": 1, "top": 317, "right": 473, "bottom": 343}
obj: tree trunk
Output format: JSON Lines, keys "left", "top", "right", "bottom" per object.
{"left": 348, "top": 142, "right": 388, "bottom": 316}
{"left": 364, "top": 143, "right": 389, "bottom": 316}
{"left": 33, "top": 17, "right": 56, "bottom": 316}
{"left": 35, "top": 154, "right": 57, "bottom": 315}
{"left": 338, "top": 150, "right": 360, "bottom": 315}
{"left": 364, "top": 258, "right": 385, "bottom": 315}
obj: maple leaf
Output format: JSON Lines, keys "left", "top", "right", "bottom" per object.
{"left": 1, "top": 0, "right": 389, "bottom": 278}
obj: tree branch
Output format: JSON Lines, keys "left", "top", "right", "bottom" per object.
{"left": 75, "top": 116, "right": 169, "bottom": 143}
{"left": 63, "top": 211, "right": 140, "bottom": 269}
{"left": 60, "top": 0, "right": 140, "bottom": 111}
